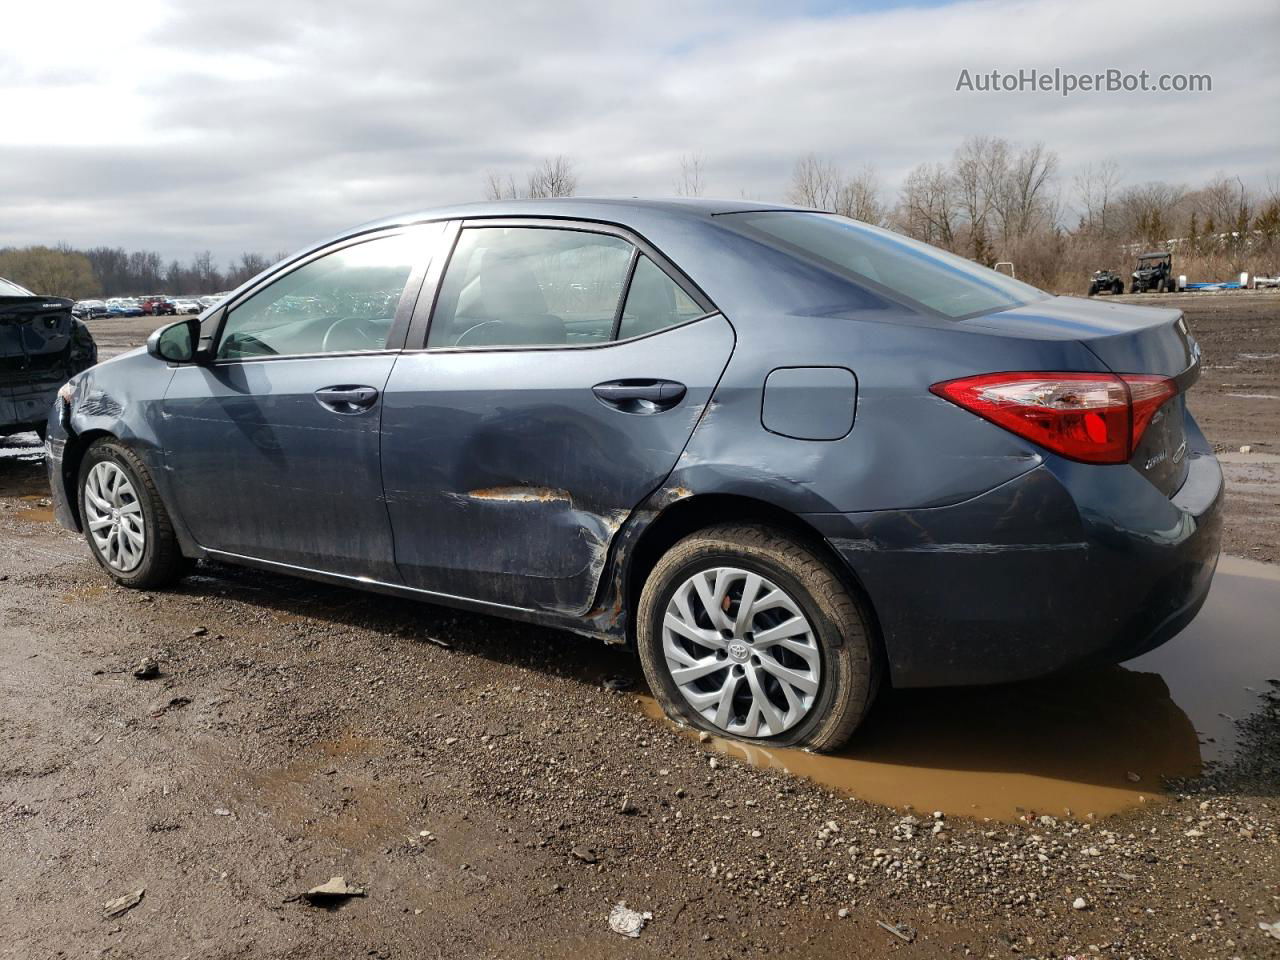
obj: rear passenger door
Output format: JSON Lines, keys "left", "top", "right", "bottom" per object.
{"left": 380, "top": 219, "right": 734, "bottom": 615}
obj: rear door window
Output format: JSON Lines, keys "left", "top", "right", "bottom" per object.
{"left": 617, "top": 256, "right": 705, "bottom": 340}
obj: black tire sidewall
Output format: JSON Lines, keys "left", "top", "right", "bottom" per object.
{"left": 639, "top": 544, "right": 854, "bottom": 750}
{"left": 78, "top": 442, "right": 160, "bottom": 585}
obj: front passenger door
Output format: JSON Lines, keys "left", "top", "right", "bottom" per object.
{"left": 160, "top": 225, "right": 442, "bottom": 579}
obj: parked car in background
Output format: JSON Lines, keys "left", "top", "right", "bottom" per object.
{"left": 2, "top": 276, "right": 98, "bottom": 438}
{"left": 72, "top": 299, "right": 110, "bottom": 319}
{"left": 171, "top": 297, "right": 202, "bottom": 314}
{"left": 141, "top": 296, "right": 177, "bottom": 316}
{"left": 198, "top": 293, "right": 228, "bottom": 310}
{"left": 105, "top": 298, "right": 145, "bottom": 317}
{"left": 45, "top": 199, "right": 1221, "bottom": 753}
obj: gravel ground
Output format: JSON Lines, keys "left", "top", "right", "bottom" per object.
{"left": 1, "top": 295, "right": 1278, "bottom": 959}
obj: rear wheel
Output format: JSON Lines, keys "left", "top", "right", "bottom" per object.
{"left": 637, "top": 524, "right": 878, "bottom": 753}
{"left": 78, "top": 439, "right": 189, "bottom": 588}
{"left": 1087, "top": 284, "right": 1098, "bottom": 297}
{"left": 1112, "top": 280, "right": 1124, "bottom": 295}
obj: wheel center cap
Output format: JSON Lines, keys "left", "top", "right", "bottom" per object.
{"left": 111, "top": 508, "right": 121, "bottom": 521}
{"left": 727, "top": 641, "right": 750, "bottom": 663}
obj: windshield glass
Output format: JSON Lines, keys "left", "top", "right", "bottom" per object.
{"left": 724, "top": 211, "right": 1048, "bottom": 319}
{"left": 0, "top": 277, "right": 34, "bottom": 297}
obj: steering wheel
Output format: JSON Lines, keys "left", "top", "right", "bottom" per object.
{"left": 453, "top": 320, "right": 503, "bottom": 347}
{"left": 321, "top": 316, "right": 384, "bottom": 353}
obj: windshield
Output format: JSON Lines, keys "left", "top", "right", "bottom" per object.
{"left": 0, "top": 277, "right": 34, "bottom": 297}
{"left": 724, "top": 211, "right": 1048, "bottom": 319}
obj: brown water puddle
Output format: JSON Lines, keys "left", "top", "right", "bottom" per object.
{"left": 209, "top": 734, "right": 417, "bottom": 850}
{"left": 3, "top": 494, "right": 54, "bottom": 524}
{"left": 639, "top": 555, "right": 1280, "bottom": 821}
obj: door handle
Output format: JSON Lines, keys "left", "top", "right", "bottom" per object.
{"left": 592, "top": 379, "right": 687, "bottom": 412}
{"left": 315, "top": 385, "right": 379, "bottom": 414}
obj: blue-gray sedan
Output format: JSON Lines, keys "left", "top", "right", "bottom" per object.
{"left": 45, "top": 199, "right": 1222, "bottom": 751}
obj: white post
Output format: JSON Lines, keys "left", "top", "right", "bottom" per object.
{"left": 1240, "top": 272, "right": 1249, "bottom": 288}
{"left": 1178, "top": 275, "right": 1186, "bottom": 291}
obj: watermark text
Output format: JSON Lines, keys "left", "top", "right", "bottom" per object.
{"left": 955, "top": 68, "right": 1212, "bottom": 96}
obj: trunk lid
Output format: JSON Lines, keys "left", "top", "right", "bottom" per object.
{"left": 960, "top": 296, "right": 1199, "bottom": 497}
{"left": 1, "top": 295, "right": 81, "bottom": 384}
{"left": 1, "top": 295, "right": 95, "bottom": 430}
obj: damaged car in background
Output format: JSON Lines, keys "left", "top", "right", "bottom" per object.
{"left": 2, "top": 276, "right": 97, "bottom": 439}
{"left": 44, "top": 199, "right": 1222, "bottom": 752}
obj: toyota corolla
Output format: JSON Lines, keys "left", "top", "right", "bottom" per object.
{"left": 45, "top": 199, "right": 1222, "bottom": 752}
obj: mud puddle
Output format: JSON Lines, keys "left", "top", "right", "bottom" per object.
{"left": 202, "top": 734, "right": 421, "bottom": 851}
{"left": 0, "top": 433, "right": 49, "bottom": 501}
{"left": 641, "top": 555, "right": 1280, "bottom": 821}
{"left": 12, "top": 494, "right": 54, "bottom": 524}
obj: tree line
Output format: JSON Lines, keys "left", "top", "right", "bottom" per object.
{"left": 0, "top": 244, "right": 282, "bottom": 301}
{"left": 485, "top": 147, "right": 1280, "bottom": 291}
{"left": 6, "top": 146, "right": 1278, "bottom": 301}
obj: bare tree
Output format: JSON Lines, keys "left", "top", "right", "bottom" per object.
{"left": 1117, "top": 182, "right": 1187, "bottom": 248}
{"left": 835, "top": 165, "right": 886, "bottom": 225}
{"left": 898, "top": 162, "right": 957, "bottom": 249}
{"left": 997, "top": 141, "right": 1059, "bottom": 242}
{"left": 527, "top": 156, "right": 577, "bottom": 198}
{"left": 483, "top": 171, "right": 520, "bottom": 201}
{"left": 1074, "top": 160, "right": 1122, "bottom": 236}
{"left": 787, "top": 154, "right": 842, "bottom": 211}
{"left": 953, "top": 136, "right": 1009, "bottom": 261}
{"left": 675, "top": 154, "right": 705, "bottom": 197}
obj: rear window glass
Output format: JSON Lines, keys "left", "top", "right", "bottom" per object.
{"left": 723, "top": 212, "right": 1048, "bottom": 319}
{"left": 0, "top": 278, "right": 34, "bottom": 296}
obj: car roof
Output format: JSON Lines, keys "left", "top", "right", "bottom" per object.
{"left": 361, "top": 196, "right": 809, "bottom": 233}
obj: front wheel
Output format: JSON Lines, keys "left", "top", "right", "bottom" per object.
{"left": 78, "top": 439, "right": 189, "bottom": 588}
{"left": 637, "top": 524, "right": 879, "bottom": 753}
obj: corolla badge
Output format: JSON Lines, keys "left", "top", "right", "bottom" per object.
{"left": 1145, "top": 441, "right": 1186, "bottom": 471}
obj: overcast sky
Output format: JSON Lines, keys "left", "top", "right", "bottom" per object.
{"left": 2, "top": 0, "right": 1276, "bottom": 263}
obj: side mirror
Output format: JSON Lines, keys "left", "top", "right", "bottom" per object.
{"left": 146, "top": 317, "right": 206, "bottom": 364}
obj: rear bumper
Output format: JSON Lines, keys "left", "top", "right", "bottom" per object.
{"left": 1, "top": 378, "right": 61, "bottom": 434}
{"left": 806, "top": 416, "right": 1223, "bottom": 688}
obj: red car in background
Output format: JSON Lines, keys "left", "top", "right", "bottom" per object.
{"left": 141, "top": 296, "right": 177, "bottom": 316}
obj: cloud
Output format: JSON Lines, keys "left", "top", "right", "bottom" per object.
{"left": 1, "top": 0, "right": 1276, "bottom": 263}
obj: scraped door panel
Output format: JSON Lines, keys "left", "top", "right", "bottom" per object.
{"left": 380, "top": 314, "right": 735, "bottom": 613}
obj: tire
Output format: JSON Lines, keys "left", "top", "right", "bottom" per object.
{"left": 636, "top": 523, "right": 879, "bottom": 753}
{"left": 1087, "top": 284, "right": 1098, "bottom": 297}
{"left": 1112, "top": 281, "right": 1124, "bottom": 295}
{"left": 78, "top": 438, "right": 189, "bottom": 589}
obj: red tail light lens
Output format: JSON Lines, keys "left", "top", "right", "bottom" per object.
{"left": 930, "top": 372, "right": 1176, "bottom": 464}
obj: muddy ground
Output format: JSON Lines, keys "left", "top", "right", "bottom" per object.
{"left": 1, "top": 294, "right": 1278, "bottom": 959}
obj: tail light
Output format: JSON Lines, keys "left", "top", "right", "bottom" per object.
{"left": 930, "top": 372, "right": 1177, "bottom": 465}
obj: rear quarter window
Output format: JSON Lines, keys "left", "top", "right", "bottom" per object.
{"left": 723, "top": 211, "right": 1048, "bottom": 319}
